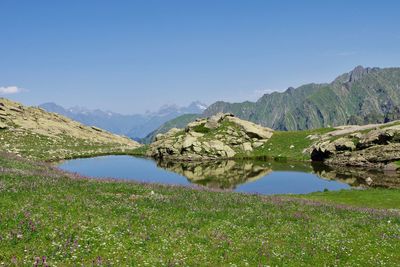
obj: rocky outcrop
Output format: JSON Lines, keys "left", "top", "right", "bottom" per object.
{"left": 309, "top": 121, "right": 400, "bottom": 168}
{"left": 147, "top": 113, "right": 274, "bottom": 160}
{"left": 0, "top": 98, "right": 141, "bottom": 159}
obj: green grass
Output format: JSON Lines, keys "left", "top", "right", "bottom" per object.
{"left": 128, "top": 145, "right": 149, "bottom": 156}
{"left": 1, "top": 120, "right": 400, "bottom": 265}
{"left": 191, "top": 123, "right": 211, "bottom": 134}
{"left": 250, "top": 128, "right": 334, "bottom": 160}
{"left": 0, "top": 154, "right": 399, "bottom": 266}
{"left": 200, "top": 121, "right": 241, "bottom": 142}
{"left": 297, "top": 189, "right": 400, "bottom": 209}
{"left": 0, "top": 129, "right": 141, "bottom": 161}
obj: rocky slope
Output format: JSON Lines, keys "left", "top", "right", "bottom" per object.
{"left": 146, "top": 113, "right": 273, "bottom": 160}
{"left": 204, "top": 66, "right": 400, "bottom": 130}
{"left": 309, "top": 121, "right": 400, "bottom": 169}
{"left": 0, "top": 98, "right": 141, "bottom": 160}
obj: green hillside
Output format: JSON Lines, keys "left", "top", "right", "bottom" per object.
{"left": 204, "top": 66, "right": 400, "bottom": 130}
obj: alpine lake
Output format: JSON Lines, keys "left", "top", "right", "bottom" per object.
{"left": 58, "top": 155, "right": 400, "bottom": 195}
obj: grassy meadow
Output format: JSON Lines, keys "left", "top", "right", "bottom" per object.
{"left": 0, "top": 126, "right": 400, "bottom": 266}
{"left": 1, "top": 153, "right": 400, "bottom": 266}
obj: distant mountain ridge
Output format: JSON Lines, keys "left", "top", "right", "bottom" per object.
{"left": 39, "top": 101, "right": 207, "bottom": 139}
{"left": 204, "top": 66, "right": 400, "bottom": 130}
{"left": 145, "top": 66, "right": 400, "bottom": 143}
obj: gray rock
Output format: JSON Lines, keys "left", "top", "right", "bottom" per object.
{"left": 242, "top": 142, "right": 253, "bottom": 152}
{"left": 252, "top": 141, "right": 264, "bottom": 148}
{"left": 189, "top": 132, "right": 204, "bottom": 138}
{"left": 0, "top": 121, "right": 7, "bottom": 129}
{"left": 225, "top": 116, "right": 273, "bottom": 139}
{"left": 182, "top": 136, "right": 197, "bottom": 149}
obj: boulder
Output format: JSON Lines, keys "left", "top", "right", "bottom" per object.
{"left": 252, "top": 141, "right": 264, "bottom": 148}
{"left": 365, "top": 177, "right": 373, "bottom": 185}
{"left": 0, "top": 121, "right": 7, "bottom": 129}
{"left": 225, "top": 116, "right": 273, "bottom": 139}
{"left": 189, "top": 132, "right": 204, "bottom": 138}
{"left": 242, "top": 142, "right": 253, "bottom": 152}
{"left": 182, "top": 136, "right": 197, "bottom": 149}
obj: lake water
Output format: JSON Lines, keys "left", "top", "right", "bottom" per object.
{"left": 55, "top": 155, "right": 381, "bottom": 195}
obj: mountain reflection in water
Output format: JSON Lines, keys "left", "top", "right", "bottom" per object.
{"left": 58, "top": 156, "right": 400, "bottom": 194}
{"left": 157, "top": 159, "right": 400, "bottom": 190}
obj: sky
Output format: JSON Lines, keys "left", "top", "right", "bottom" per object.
{"left": 1, "top": 0, "right": 400, "bottom": 114}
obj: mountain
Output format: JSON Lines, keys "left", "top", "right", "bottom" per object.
{"left": 39, "top": 101, "right": 207, "bottom": 139}
{"left": 0, "top": 98, "right": 140, "bottom": 160}
{"left": 141, "top": 114, "right": 202, "bottom": 144}
{"left": 203, "top": 66, "right": 400, "bottom": 130}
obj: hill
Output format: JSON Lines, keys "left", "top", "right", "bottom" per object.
{"left": 0, "top": 98, "right": 141, "bottom": 160}
{"left": 204, "top": 66, "right": 400, "bottom": 130}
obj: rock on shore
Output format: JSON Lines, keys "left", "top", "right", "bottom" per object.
{"left": 146, "top": 113, "right": 273, "bottom": 160}
{"left": 309, "top": 121, "right": 400, "bottom": 169}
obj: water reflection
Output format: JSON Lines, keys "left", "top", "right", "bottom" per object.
{"left": 158, "top": 159, "right": 400, "bottom": 190}
{"left": 58, "top": 156, "right": 400, "bottom": 195}
{"left": 157, "top": 160, "right": 273, "bottom": 189}
{"left": 312, "top": 162, "right": 400, "bottom": 189}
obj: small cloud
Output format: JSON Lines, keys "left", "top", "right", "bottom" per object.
{"left": 0, "top": 86, "right": 24, "bottom": 95}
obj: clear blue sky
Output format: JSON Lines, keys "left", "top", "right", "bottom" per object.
{"left": 1, "top": 0, "right": 400, "bottom": 113}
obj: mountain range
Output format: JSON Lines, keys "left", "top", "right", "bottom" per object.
{"left": 41, "top": 66, "right": 400, "bottom": 143}
{"left": 204, "top": 66, "right": 400, "bottom": 130}
{"left": 39, "top": 101, "right": 207, "bottom": 140}
{"left": 143, "top": 66, "right": 400, "bottom": 142}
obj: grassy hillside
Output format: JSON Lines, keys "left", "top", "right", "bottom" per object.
{"left": 0, "top": 153, "right": 399, "bottom": 266}
{"left": 204, "top": 66, "right": 400, "bottom": 130}
{"left": 0, "top": 98, "right": 141, "bottom": 161}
